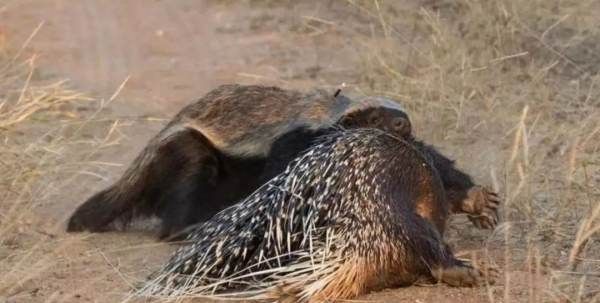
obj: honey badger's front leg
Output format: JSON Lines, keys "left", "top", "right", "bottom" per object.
{"left": 450, "top": 186, "right": 500, "bottom": 229}
{"left": 416, "top": 141, "right": 501, "bottom": 229}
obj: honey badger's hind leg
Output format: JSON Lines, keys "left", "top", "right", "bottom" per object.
{"left": 67, "top": 127, "right": 219, "bottom": 234}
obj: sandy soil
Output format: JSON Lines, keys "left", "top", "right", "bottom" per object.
{"left": 1, "top": 1, "right": 540, "bottom": 302}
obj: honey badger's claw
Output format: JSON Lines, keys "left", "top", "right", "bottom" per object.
{"left": 433, "top": 263, "right": 480, "bottom": 287}
{"left": 434, "top": 260, "right": 498, "bottom": 287}
{"left": 463, "top": 186, "right": 501, "bottom": 229}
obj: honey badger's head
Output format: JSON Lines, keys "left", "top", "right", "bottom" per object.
{"left": 336, "top": 96, "right": 412, "bottom": 138}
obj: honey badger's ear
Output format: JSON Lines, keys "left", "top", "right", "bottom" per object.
{"left": 367, "top": 110, "right": 382, "bottom": 125}
{"left": 337, "top": 113, "right": 356, "bottom": 128}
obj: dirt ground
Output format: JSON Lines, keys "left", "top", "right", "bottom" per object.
{"left": 1, "top": 0, "right": 597, "bottom": 302}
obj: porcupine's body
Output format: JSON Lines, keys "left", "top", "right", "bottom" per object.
{"left": 141, "top": 128, "right": 497, "bottom": 302}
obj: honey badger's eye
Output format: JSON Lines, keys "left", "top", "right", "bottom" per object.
{"left": 393, "top": 118, "right": 405, "bottom": 129}
{"left": 392, "top": 117, "right": 411, "bottom": 135}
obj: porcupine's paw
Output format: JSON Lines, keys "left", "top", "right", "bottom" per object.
{"left": 462, "top": 186, "right": 501, "bottom": 229}
{"left": 433, "top": 260, "right": 498, "bottom": 287}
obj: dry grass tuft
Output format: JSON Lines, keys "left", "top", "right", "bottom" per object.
{"left": 0, "top": 40, "right": 123, "bottom": 298}
{"left": 342, "top": 0, "right": 600, "bottom": 301}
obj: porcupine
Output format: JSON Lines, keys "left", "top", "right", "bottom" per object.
{"left": 140, "top": 128, "right": 499, "bottom": 302}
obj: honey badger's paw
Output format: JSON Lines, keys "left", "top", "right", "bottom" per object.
{"left": 433, "top": 260, "right": 498, "bottom": 287}
{"left": 462, "top": 186, "right": 501, "bottom": 229}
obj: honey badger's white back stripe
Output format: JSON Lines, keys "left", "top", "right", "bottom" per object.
{"left": 182, "top": 118, "right": 321, "bottom": 158}
{"left": 179, "top": 94, "right": 407, "bottom": 158}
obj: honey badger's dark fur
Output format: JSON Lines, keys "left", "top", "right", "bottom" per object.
{"left": 141, "top": 128, "right": 498, "bottom": 302}
{"left": 67, "top": 84, "right": 497, "bottom": 239}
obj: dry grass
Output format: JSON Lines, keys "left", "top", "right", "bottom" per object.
{"left": 0, "top": 37, "right": 124, "bottom": 299}
{"left": 340, "top": 0, "right": 600, "bottom": 301}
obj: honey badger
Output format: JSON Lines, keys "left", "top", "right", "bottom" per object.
{"left": 141, "top": 128, "right": 499, "bottom": 302}
{"left": 67, "top": 84, "right": 497, "bottom": 239}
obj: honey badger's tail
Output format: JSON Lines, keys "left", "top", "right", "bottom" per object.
{"left": 67, "top": 125, "right": 218, "bottom": 235}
